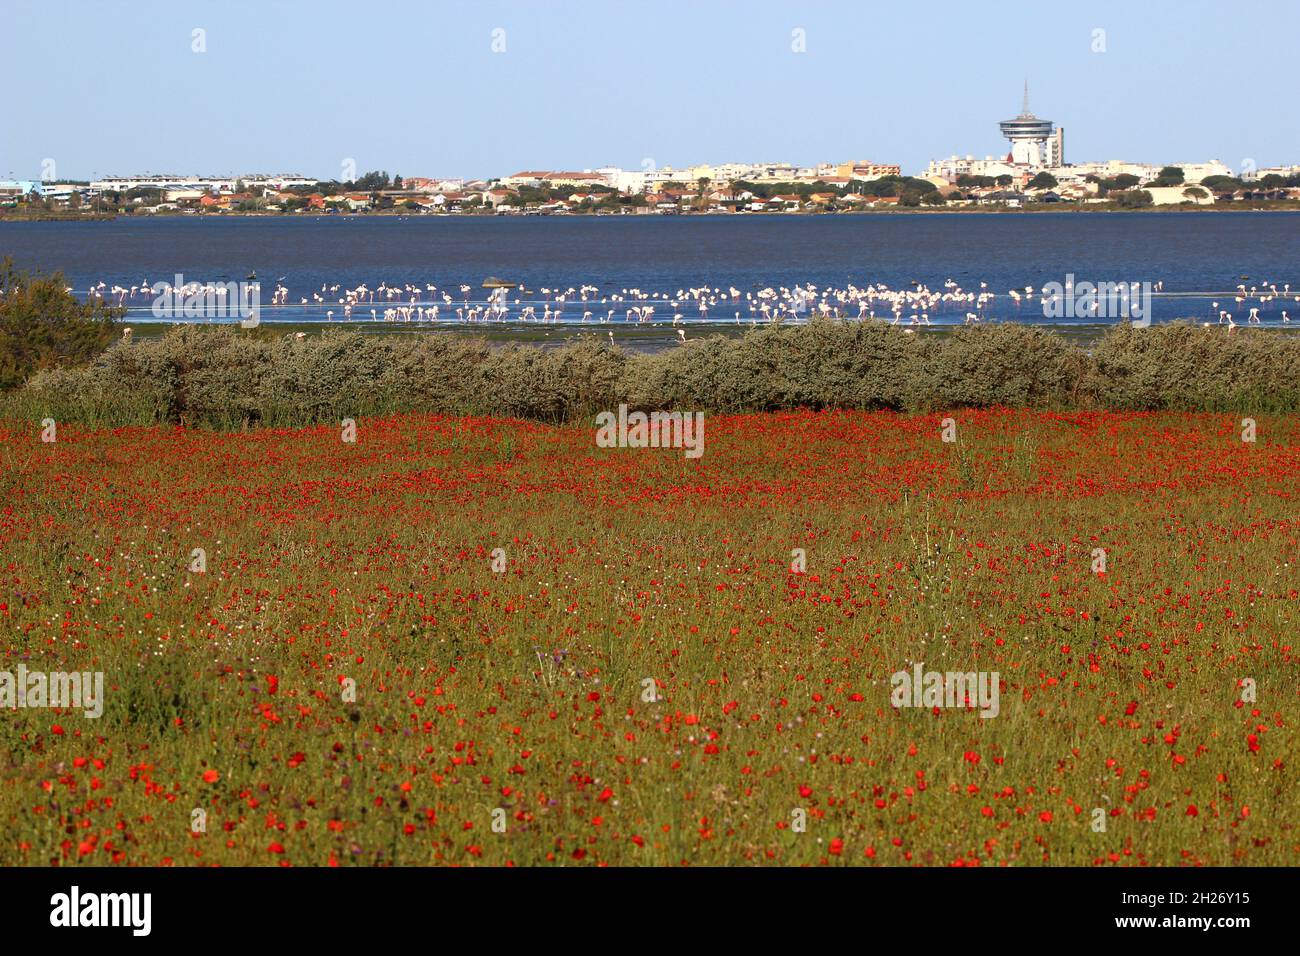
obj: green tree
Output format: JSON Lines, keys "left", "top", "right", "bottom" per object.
{"left": 125, "top": 187, "right": 163, "bottom": 204}
{"left": 1201, "top": 175, "right": 1242, "bottom": 193}
{"left": 0, "top": 258, "right": 122, "bottom": 390}
{"left": 353, "top": 170, "right": 391, "bottom": 191}
{"left": 1111, "top": 189, "right": 1153, "bottom": 209}
{"left": 695, "top": 177, "right": 711, "bottom": 210}
{"left": 1028, "top": 172, "right": 1058, "bottom": 189}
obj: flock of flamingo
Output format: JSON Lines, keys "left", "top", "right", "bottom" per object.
{"left": 74, "top": 276, "right": 1299, "bottom": 341}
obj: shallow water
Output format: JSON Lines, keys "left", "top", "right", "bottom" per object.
{"left": 5, "top": 211, "right": 1299, "bottom": 342}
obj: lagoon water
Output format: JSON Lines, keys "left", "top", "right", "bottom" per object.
{"left": 5, "top": 211, "right": 1300, "bottom": 340}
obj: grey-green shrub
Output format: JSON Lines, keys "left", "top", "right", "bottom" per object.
{"left": 1093, "top": 323, "right": 1300, "bottom": 411}
{"left": 9, "top": 321, "right": 1300, "bottom": 428}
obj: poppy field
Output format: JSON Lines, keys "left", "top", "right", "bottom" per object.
{"left": 0, "top": 408, "right": 1296, "bottom": 867}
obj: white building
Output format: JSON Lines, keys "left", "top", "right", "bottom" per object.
{"left": 998, "top": 85, "right": 1058, "bottom": 168}
{"left": 747, "top": 162, "right": 799, "bottom": 181}
{"left": 708, "top": 162, "right": 761, "bottom": 183}
{"left": 1065, "top": 160, "right": 1159, "bottom": 182}
{"left": 923, "top": 155, "right": 1020, "bottom": 182}
{"left": 1172, "top": 160, "right": 1232, "bottom": 183}
{"left": 595, "top": 166, "right": 651, "bottom": 193}
{"left": 644, "top": 165, "right": 694, "bottom": 188}
{"left": 1252, "top": 164, "right": 1299, "bottom": 179}
{"left": 90, "top": 174, "right": 317, "bottom": 194}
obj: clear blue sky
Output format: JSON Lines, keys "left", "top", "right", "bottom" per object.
{"left": 4, "top": 0, "right": 1296, "bottom": 181}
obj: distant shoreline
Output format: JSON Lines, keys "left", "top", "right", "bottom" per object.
{"left": 5, "top": 204, "right": 1300, "bottom": 224}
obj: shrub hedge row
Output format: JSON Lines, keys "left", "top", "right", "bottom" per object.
{"left": 7, "top": 321, "right": 1300, "bottom": 428}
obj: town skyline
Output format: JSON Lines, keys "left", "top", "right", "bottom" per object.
{"left": 18, "top": 149, "right": 1294, "bottom": 189}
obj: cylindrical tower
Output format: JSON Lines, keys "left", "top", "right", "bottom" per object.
{"left": 999, "top": 82, "right": 1055, "bottom": 167}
